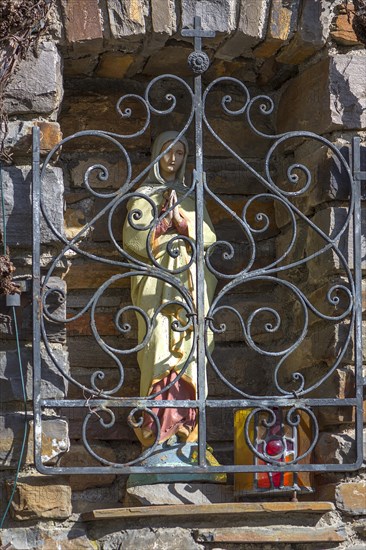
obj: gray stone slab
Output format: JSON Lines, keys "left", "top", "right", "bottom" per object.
{"left": 0, "top": 344, "right": 69, "bottom": 402}
{"left": 0, "top": 165, "right": 64, "bottom": 247}
{"left": 107, "top": 0, "right": 145, "bottom": 42}
{"left": 217, "top": 0, "right": 270, "bottom": 59}
{"left": 4, "top": 41, "right": 63, "bottom": 116}
{"left": 125, "top": 482, "right": 234, "bottom": 506}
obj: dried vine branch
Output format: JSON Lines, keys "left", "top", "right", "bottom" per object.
{"left": 0, "top": 0, "right": 54, "bottom": 163}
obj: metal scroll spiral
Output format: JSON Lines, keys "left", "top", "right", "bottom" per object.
{"left": 243, "top": 407, "right": 318, "bottom": 465}
{"left": 202, "top": 77, "right": 355, "bottom": 398}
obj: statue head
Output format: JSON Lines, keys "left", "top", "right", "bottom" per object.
{"left": 149, "top": 131, "right": 189, "bottom": 185}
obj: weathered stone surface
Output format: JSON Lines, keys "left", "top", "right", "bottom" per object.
{"left": 253, "top": 0, "right": 294, "bottom": 58}
{"left": 306, "top": 207, "right": 366, "bottom": 276}
{"left": 0, "top": 415, "right": 68, "bottom": 468}
{"left": 96, "top": 52, "right": 134, "bottom": 78}
{"left": 71, "top": 484, "right": 122, "bottom": 514}
{"left": 7, "top": 476, "right": 72, "bottom": 520}
{"left": 182, "top": 0, "right": 238, "bottom": 35}
{"left": 107, "top": 0, "right": 145, "bottom": 42}
{"left": 97, "top": 527, "right": 201, "bottom": 550}
{"left": 336, "top": 481, "right": 366, "bottom": 515}
{"left": 59, "top": 443, "right": 116, "bottom": 490}
{"left": 2, "top": 121, "right": 62, "bottom": 160}
{"left": 125, "top": 482, "right": 234, "bottom": 506}
{"left": 0, "top": 165, "right": 64, "bottom": 247}
{"left": 316, "top": 367, "right": 355, "bottom": 427}
{"left": 314, "top": 431, "right": 356, "bottom": 465}
{"left": 63, "top": 55, "right": 99, "bottom": 77}
{"left": 143, "top": 45, "right": 198, "bottom": 77}
{"left": 61, "top": 0, "right": 103, "bottom": 44}
{"left": 27, "top": 419, "right": 69, "bottom": 465}
{"left": 0, "top": 527, "right": 94, "bottom": 550}
{"left": 4, "top": 42, "right": 63, "bottom": 116}
{"left": 0, "top": 345, "right": 68, "bottom": 402}
{"left": 217, "top": 0, "right": 270, "bottom": 59}
{"left": 151, "top": 0, "right": 177, "bottom": 35}
{"left": 278, "top": 52, "right": 366, "bottom": 134}
{"left": 276, "top": 0, "right": 330, "bottom": 65}
{"left": 331, "top": 4, "right": 361, "bottom": 46}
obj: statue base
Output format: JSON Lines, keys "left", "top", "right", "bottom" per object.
{"left": 127, "top": 438, "right": 226, "bottom": 488}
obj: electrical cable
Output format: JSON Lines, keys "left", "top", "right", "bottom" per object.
{"left": 0, "top": 164, "right": 28, "bottom": 528}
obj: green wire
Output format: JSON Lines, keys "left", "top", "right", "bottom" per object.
{"left": 0, "top": 164, "right": 6, "bottom": 254}
{"left": 0, "top": 164, "right": 28, "bottom": 528}
{"left": 0, "top": 308, "right": 28, "bottom": 529}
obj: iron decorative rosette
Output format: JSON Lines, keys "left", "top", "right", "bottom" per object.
{"left": 188, "top": 51, "right": 210, "bottom": 74}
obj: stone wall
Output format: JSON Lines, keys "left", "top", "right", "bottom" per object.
{"left": 0, "top": 0, "right": 365, "bottom": 548}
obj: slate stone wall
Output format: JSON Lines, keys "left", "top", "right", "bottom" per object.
{"left": 0, "top": 1, "right": 365, "bottom": 548}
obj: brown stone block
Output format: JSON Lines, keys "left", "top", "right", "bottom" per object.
{"left": 59, "top": 443, "right": 116, "bottom": 490}
{"left": 275, "top": 0, "right": 327, "bottom": 65}
{"left": 63, "top": 55, "right": 99, "bottom": 77}
{"left": 107, "top": 0, "right": 145, "bottom": 42}
{"left": 67, "top": 366, "right": 140, "bottom": 398}
{"left": 59, "top": 92, "right": 151, "bottom": 151}
{"left": 277, "top": 53, "right": 366, "bottom": 133}
{"left": 96, "top": 53, "right": 135, "bottom": 79}
{"left": 143, "top": 45, "right": 198, "bottom": 77}
{"left": 336, "top": 481, "right": 366, "bottom": 515}
{"left": 7, "top": 476, "right": 72, "bottom": 520}
{"left": 253, "top": 0, "right": 293, "bottom": 58}
{"left": 331, "top": 5, "right": 361, "bottom": 46}
{"left": 61, "top": 0, "right": 103, "bottom": 44}
{"left": 68, "top": 336, "right": 137, "bottom": 369}
{"left": 67, "top": 311, "right": 126, "bottom": 337}
{"left": 63, "top": 260, "right": 130, "bottom": 290}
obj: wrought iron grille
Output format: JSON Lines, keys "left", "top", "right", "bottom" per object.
{"left": 33, "top": 17, "right": 364, "bottom": 480}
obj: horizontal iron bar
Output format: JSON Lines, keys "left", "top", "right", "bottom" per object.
{"left": 353, "top": 171, "right": 366, "bottom": 181}
{"left": 40, "top": 398, "right": 359, "bottom": 408}
{"left": 36, "top": 461, "right": 363, "bottom": 476}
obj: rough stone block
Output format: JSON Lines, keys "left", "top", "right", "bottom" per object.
{"left": 125, "top": 482, "right": 234, "bottom": 506}
{"left": 2, "top": 121, "right": 62, "bottom": 160}
{"left": 277, "top": 52, "right": 366, "bottom": 134}
{"left": 331, "top": 4, "right": 361, "bottom": 46}
{"left": 182, "top": 0, "right": 238, "bottom": 35}
{"left": 314, "top": 430, "right": 356, "bottom": 465}
{"left": 27, "top": 419, "right": 69, "bottom": 465}
{"left": 253, "top": 0, "right": 295, "bottom": 58}
{"left": 306, "top": 207, "right": 366, "bottom": 276}
{"left": 336, "top": 481, "right": 366, "bottom": 515}
{"left": 151, "top": 0, "right": 177, "bottom": 35}
{"left": 0, "top": 165, "right": 64, "bottom": 247}
{"left": 63, "top": 55, "right": 99, "bottom": 77}
{"left": 7, "top": 476, "right": 72, "bottom": 520}
{"left": 59, "top": 443, "right": 116, "bottom": 490}
{"left": 97, "top": 527, "right": 201, "bottom": 550}
{"left": 96, "top": 52, "right": 134, "bottom": 78}
{"left": 276, "top": 0, "right": 331, "bottom": 65}
{"left": 61, "top": 0, "right": 103, "bottom": 44}
{"left": 107, "top": 0, "right": 145, "bottom": 42}
{"left": 216, "top": 0, "right": 270, "bottom": 59}
{"left": 4, "top": 42, "right": 63, "bottom": 116}
{"left": 0, "top": 344, "right": 68, "bottom": 402}
{"left": 143, "top": 45, "right": 197, "bottom": 77}
{"left": 0, "top": 415, "right": 68, "bottom": 468}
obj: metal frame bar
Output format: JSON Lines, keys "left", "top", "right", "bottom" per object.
{"left": 32, "top": 18, "right": 364, "bottom": 475}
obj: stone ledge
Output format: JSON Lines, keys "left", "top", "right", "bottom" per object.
{"left": 195, "top": 526, "right": 346, "bottom": 544}
{"left": 82, "top": 501, "right": 335, "bottom": 521}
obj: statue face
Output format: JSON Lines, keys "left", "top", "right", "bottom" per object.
{"left": 159, "top": 140, "right": 185, "bottom": 181}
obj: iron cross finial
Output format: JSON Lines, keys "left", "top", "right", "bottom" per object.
{"left": 182, "top": 16, "right": 215, "bottom": 74}
{"left": 181, "top": 16, "right": 215, "bottom": 52}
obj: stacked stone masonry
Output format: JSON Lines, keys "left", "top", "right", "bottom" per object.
{"left": 0, "top": 0, "right": 365, "bottom": 548}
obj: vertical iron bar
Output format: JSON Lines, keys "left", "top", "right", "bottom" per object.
{"left": 352, "top": 136, "right": 363, "bottom": 465}
{"left": 32, "top": 126, "right": 42, "bottom": 469}
{"left": 192, "top": 18, "right": 207, "bottom": 468}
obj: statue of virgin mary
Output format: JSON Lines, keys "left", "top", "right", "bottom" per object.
{"left": 123, "top": 131, "right": 217, "bottom": 448}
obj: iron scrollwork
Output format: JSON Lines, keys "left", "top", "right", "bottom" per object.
{"left": 32, "top": 16, "right": 363, "bottom": 475}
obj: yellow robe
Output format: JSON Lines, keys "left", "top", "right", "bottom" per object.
{"left": 123, "top": 187, "right": 216, "bottom": 404}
